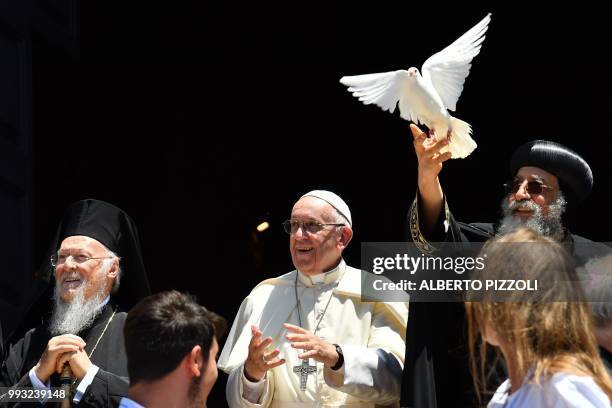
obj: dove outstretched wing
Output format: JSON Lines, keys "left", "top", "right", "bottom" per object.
{"left": 421, "top": 13, "right": 491, "bottom": 112}
{"left": 339, "top": 70, "right": 410, "bottom": 115}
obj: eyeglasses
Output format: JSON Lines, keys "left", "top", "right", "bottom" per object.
{"left": 50, "top": 253, "right": 114, "bottom": 267}
{"left": 504, "top": 179, "right": 554, "bottom": 195}
{"left": 282, "top": 220, "right": 345, "bottom": 235}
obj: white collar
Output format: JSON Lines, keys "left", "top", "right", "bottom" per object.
{"left": 297, "top": 259, "right": 346, "bottom": 287}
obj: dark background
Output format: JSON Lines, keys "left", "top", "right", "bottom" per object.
{"left": 1, "top": 1, "right": 611, "bottom": 406}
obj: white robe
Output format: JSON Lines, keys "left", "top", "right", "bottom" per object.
{"left": 218, "top": 260, "right": 409, "bottom": 408}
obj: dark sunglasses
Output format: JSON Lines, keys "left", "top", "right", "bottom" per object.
{"left": 504, "top": 179, "right": 553, "bottom": 195}
{"left": 282, "top": 220, "right": 344, "bottom": 235}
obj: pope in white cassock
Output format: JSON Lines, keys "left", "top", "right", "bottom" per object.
{"left": 219, "top": 190, "right": 409, "bottom": 407}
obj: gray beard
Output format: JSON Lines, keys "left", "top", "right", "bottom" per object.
{"left": 497, "top": 193, "right": 567, "bottom": 240}
{"left": 49, "top": 280, "right": 107, "bottom": 336}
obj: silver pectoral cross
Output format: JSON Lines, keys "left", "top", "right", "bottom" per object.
{"left": 293, "top": 359, "right": 317, "bottom": 390}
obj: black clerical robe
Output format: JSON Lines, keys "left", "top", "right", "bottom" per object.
{"left": 1, "top": 303, "right": 128, "bottom": 407}
{"left": 401, "top": 193, "right": 611, "bottom": 408}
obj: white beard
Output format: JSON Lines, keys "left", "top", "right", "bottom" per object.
{"left": 498, "top": 193, "right": 567, "bottom": 240}
{"left": 49, "top": 275, "right": 108, "bottom": 336}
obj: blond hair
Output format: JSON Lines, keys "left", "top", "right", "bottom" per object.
{"left": 465, "top": 228, "right": 612, "bottom": 403}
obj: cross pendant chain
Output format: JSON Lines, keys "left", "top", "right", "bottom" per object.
{"left": 292, "top": 271, "right": 343, "bottom": 392}
{"left": 293, "top": 358, "right": 317, "bottom": 390}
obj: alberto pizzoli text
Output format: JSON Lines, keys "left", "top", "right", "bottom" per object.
{"left": 373, "top": 279, "right": 539, "bottom": 291}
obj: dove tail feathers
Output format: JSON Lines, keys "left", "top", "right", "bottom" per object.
{"left": 449, "top": 117, "right": 477, "bottom": 159}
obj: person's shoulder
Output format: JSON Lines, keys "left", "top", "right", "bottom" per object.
{"left": 336, "top": 265, "right": 362, "bottom": 295}
{"left": 112, "top": 311, "right": 127, "bottom": 323}
{"left": 571, "top": 233, "right": 611, "bottom": 265}
{"left": 249, "top": 270, "right": 296, "bottom": 294}
{"left": 546, "top": 372, "right": 610, "bottom": 406}
{"left": 2, "top": 325, "right": 45, "bottom": 364}
{"left": 571, "top": 234, "right": 592, "bottom": 243}
{"left": 8, "top": 326, "right": 38, "bottom": 347}
{"left": 497, "top": 374, "right": 609, "bottom": 408}
{"left": 103, "top": 303, "right": 127, "bottom": 322}
{"left": 344, "top": 265, "right": 361, "bottom": 278}
{"left": 569, "top": 233, "right": 612, "bottom": 251}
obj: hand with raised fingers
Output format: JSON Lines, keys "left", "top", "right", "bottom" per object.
{"left": 411, "top": 124, "right": 452, "bottom": 182}
{"left": 284, "top": 323, "right": 339, "bottom": 368}
{"left": 244, "top": 325, "right": 285, "bottom": 382}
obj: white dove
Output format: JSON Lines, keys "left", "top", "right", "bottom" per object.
{"left": 340, "top": 13, "right": 491, "bottom": 159}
